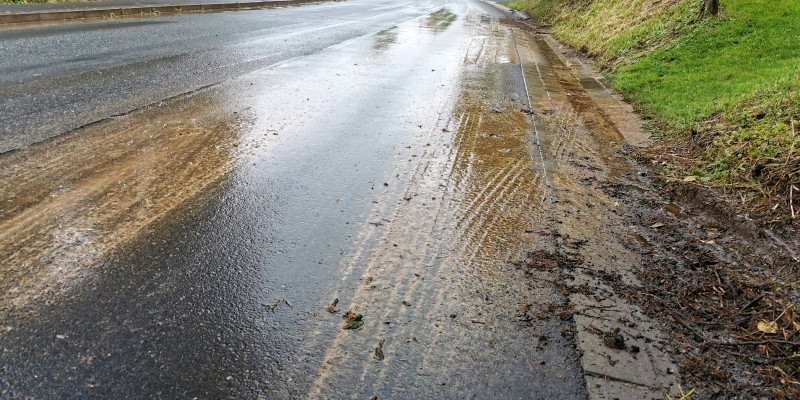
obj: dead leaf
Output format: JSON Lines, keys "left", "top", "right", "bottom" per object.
{"left": 683, "top": 176, "right": 697, "bottom": 182}
{"left": 326, "top": 298, "right": 339, "bottom": 313}
{"left": 343, "top": 310, "right": 357, "bottom": 323}
{"left": 757, "top": 320, "right": 779, "bottom": 334}
{"left": 650, "top": 222, "right": 665, "bottom": 228}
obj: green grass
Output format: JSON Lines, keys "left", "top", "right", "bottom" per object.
{"left": 694, "top": 72, "right": 799, "bottom": 194}
{"left": 612, "top": 0, "right": 800, "bottom": 128}
{"left": 427, "top": 8, "right": 457, "bottom": 30}
{"left": 508, "top": 0, "right": 698, "bottom": 68}
{"left": 510, "top": 0, "right": 800, "bottom": 218}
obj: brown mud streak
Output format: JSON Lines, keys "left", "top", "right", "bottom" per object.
{"left": 310, "top": 12, "right": 584, "bottom": 399}
{"left": 510, "top": 21, "right": 684, "bottom": 397}
{"left": 0, "top": 92, "right": 241, "bottom": 315}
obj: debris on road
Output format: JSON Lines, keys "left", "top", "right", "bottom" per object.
{"left": 262, "top": 299, "right": 292, "bottom": 312}
{"left": 326, "top": 298, "right": 339, "bottom": 314}
{"left": 374, "top": 339, "right": 385, "bottom": 361}
{"left": 343, "top": 310, "right": 357, "bottom": 322}
{"left": 343, "top": 313, "right": 364, "bottom": 330}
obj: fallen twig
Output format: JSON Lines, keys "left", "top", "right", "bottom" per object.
{"left": 737, "top": 292, "right": 764, "bottom": 314}
{"left": 262, "top": 299, "right": 292, "bottom": 312}
{"left": 374, "top": 339, "right": 385, "bottom": 361}
{"left": 714, "top": 339, "right": 799, "bottom": 347}
{"left": 668, "top": 310, "right": 707, "bottom": 342}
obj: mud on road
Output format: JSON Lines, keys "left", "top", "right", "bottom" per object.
{"left": 1, "top": 2, "right": 798, "bottom": 399}
{"left": 313, "top": 10, "right": 685, "bottom": 399}
{"left": 0, "top": 95, "right": 242, "bottom": 315}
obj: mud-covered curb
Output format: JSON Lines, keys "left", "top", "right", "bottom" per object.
{"left": 490, "top": 1, "right": 800, "bottom": 397}
{"left": 483, "top": 3, "right": 684, "bottom": 397}
{"left": 0, "top": 0, "right": 338, "bottom": 26}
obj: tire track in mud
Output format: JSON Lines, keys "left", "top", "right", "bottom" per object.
{"left": 309, "top": 13, "right": 586, "bottom": 399}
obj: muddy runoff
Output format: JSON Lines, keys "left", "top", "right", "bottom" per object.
{"left": 0, "top": 93, "right": 241, "bottom": 315}
{"left": 309, "top": 12, "right": 689, "bottom": 399}
{"left": 309, "top": 13, "right": 586, "bottom": 398}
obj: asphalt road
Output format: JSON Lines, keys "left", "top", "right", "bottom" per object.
{"left": 1, "top": 0, "right": 445, "bottom": 153}
{"left": 0, "top": 1, "right": 588, "bottom": 398}
{"left": 0, "top": 0, "right": 292, "bottom": 14}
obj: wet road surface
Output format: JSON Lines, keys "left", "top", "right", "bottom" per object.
{"left": 1, "top": 0, "right": 448, "bottom": 153}
{"left": 0, "top": 1, "right": 609, "bottom": 398}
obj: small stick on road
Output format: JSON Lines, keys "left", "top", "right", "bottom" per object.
{"left": 374, "top": 339, "right": 385, "bottom": 361}
{"left": 262, "top": 299, "right": 292, "bottom": 312}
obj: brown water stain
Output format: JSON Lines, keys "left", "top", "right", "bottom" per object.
{"left": 448, "top": 75, "right": 540, "bottom": 265}
{"left": 309, "top": 18, "right": 581, "bottom": 398}
{"left": 0, "top": 92, "right": 241, "bottom": 314}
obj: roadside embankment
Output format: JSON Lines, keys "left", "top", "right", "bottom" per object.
{"left": 509, "top": 0, "right": 799, "bottom": 225}
{"left": 505, "top": 1, "right": 799, "bottom": 398}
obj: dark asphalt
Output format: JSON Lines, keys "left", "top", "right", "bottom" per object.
{"left": 0, "top": 1, "right": 588, "bottom": 398}
{"left": 0, "top": 0, "right": 439, "bottom": 153}
{"left": 0, "top": 0, "right": 289, "bottom": 14}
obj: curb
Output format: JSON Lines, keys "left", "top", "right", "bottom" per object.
{"left": 0, "top": 0, "right": 329, "bottom": 25}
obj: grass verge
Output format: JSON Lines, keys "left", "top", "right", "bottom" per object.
{"left": 509, "top": 0, "right": 800, "bottom": 223}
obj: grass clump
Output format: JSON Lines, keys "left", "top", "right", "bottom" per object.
{"left": 510, "top": 0, "right": 800, "bottom": 221}
{"left": 508, "top": 0, "right": 698, "bottom": 68}
{"left": 692, "top": 73, "right": 799, "bottom": 211}
{"left": 427, "top": 8, "right": 457, "bottom": 30}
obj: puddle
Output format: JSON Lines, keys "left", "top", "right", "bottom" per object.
{"left": 664, "top": 202, "right": 689, "bottom": 220}
{"left": 629, "top": 230, "right": 652, "bottom": 248}
{"left": 0, "top": 92, "right": 241, "bottom": 313}
{"left": 463, "top": 14, "right": 517, "bottom": 65}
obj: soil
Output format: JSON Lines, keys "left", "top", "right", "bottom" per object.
{"left": 506, "top": 13, "right": 800, "bottom": 399}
